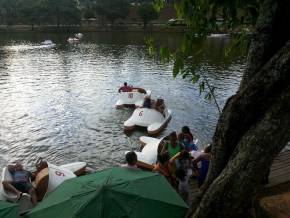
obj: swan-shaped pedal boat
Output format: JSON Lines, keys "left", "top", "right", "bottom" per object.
{"left": 126, "top": 136, "right": 164, "bottom": 166}
{"left": 0, "top": 161, "right": 86, "bottom": 214}
{"left": 124, "top": 107, "right": 172, "bottom": 135}
{"left": 116, "top": 88, "right": 149, "bottom": 109}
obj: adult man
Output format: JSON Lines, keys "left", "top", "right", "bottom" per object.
{"left": 118, "top": 82, "right": 133, "bottom": 93}
{"left": 2, "top": 163, "right": 37, "bottom": 205}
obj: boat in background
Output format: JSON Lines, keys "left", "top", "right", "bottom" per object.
{"left": 75, "top": 33, "right": 84, "bottom": 39}
{"left": 67, "top": 37, "right": 80, "bottom": 43}
{"left": 124, "top": 107, "right": 172, "bottom": 135}
{"left": 116, "top": 88, "right": 150, "bottom": 109}
{"left": 41, "top": 40, "right": 55, "bottom": 46}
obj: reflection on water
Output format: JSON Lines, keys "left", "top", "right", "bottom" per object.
{"left": 0, "top": 32, "right": 245, "bottom": 171}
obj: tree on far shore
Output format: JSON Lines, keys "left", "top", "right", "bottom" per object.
{"left": 39, "top": 0, "right": 81, "bottom": 27}
{"left": 138, "top": 2, "right": 159, "bottom": 28}
{"left": 152, "top": 0, "right": 290, "bottom": 217}
{"left": 95, "top": 0, "right": 130, "bottom": 25}
{"left": 17, "top": 0, "right": 40, "bottom": 30}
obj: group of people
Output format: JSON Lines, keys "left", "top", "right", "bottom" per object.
{"left": 123, "top": 126, "right": 212, "bottom": 204}
{"left": 118, "top": 82, "right": 166, "bottom": 115}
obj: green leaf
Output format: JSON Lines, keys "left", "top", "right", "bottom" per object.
{"left": 199, "top": 81, "right": 205, "bottom": 94}
{"left": 173, "top": 57, "right": 184, "bottom": 78}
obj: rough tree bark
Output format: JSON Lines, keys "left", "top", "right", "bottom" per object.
{"left": 188, "top": 0, "right": 290, "bottom": 217}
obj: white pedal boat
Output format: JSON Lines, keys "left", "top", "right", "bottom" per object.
{"left": 0, "top": 161, "right": 86, "bottom": 214}
{"left": 116, "top": 88, "right": 149, "bottom": 109}
{"left": 126, "top": 136, "right": 164, "bottom": 166}
{"left": 124, "top": 107, "right": 172, "bottom": 135}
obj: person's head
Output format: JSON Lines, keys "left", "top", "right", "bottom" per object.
{"left": 156, "top": 98, "right": 164, "bottom": 105}
{"left": 204, "top": 143, "right": 212, "bottom": 153}
{"left": 169, "top": 131, "right": 177, "bottom": 143}
{"left": 182, "top": 126, "right": 190, "bottom": 134}
{"left": 14, "top": 163, "right": 23, "bottom": 171}
{"left": 124, "top": 82, "right": 127, "bottom": 86}
{"left": 126, "top": 151, "right": 137, "bottom": 166}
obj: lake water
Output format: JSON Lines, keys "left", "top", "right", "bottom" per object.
{"left": 0, "top": 32, "right": 245, "bottom": 171}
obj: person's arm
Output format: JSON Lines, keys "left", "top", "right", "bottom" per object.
{"left": 169, "top": 152, "right": 180, "bottom": 164}
{"left": 161, "top": 143, "right": 168, "bottom": 154}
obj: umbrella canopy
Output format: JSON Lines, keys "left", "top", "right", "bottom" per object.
{"left": 26, "top": 167, "right": 188, "bottom": 218}
{"left": 0, "top": 201, "right": 18, "bottom": 218}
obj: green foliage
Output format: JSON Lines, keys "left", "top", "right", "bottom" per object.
{"left": 138, "top": 3, "right": 159, "bottom": 27}
{"left": 39, "top": 0, "right": 81, "bottom": 26}
{"left": 149, "top": 0, "right": 259, "bottom": 113}
{"left": 0, "top": 0, "right": 81, "bottom": 26}
{"left": 95, "top": 0, "right": 130, "bottom": 24}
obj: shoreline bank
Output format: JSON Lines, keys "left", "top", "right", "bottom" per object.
{"left": 0, "top": 25, "right": 187, "bottom": 33}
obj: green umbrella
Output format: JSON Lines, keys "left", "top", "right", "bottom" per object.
{"left": 0, "top": 200, "right": 18, "bottom": 218}
{"left": 26, "top": 167, "right": 188, "bottom": 218}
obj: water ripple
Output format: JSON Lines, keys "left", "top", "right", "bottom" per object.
{"left": 0, "top": 32, "right": 245, "bottom": 171}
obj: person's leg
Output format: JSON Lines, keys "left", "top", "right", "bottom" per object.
{"left": 28, "top": 187, "right": 37, "bottom": 206}
{"left": 2, "top": 181, "right": 22, "bottom": 199}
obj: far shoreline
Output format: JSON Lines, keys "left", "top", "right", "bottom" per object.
{"left": 0, "top": 24, "right": 187, "bottom": 33}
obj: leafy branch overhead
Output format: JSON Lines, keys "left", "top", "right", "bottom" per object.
{"left": 148, "top": 0, "right": 256, "bottom": 112}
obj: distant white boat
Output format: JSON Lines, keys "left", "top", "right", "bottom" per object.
{"left": 67, "top": 37, "right": 80, "bottom": 43}
{"left": 75, "top": 33, "right": 84, "bottom": 39}
{"left": 41, "top": 40, "right": 55, "bottom": 46}
{"left": 207, "top": 33, "right": 229, "bottom": 38}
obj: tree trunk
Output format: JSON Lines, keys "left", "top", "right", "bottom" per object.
{"left": 188, "top": 0, "right": 290, "bottom": 217}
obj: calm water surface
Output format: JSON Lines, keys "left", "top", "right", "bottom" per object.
{"left": 0, "top": 32, "right": 245, "bottom": 171}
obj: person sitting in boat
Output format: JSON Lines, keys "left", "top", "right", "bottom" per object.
{"left": 123, "top": 151, "right": 139, "bottom": 169}
{"left": 142, "top": 95, "right": 152, "bottom": 108}
{"left": 118, "top": 82, "right": 133, "bottom": 93}
{"left": 162, "top": 131, "right": 184, "bottom": 159}
{"left": 154, "top": 98, "right": 165, "bottom": 116}
{"left": 178, "top": 126, "right": 198, "bottom": 151}
{"left": 194, "top": 144, "right": 212, "bottom": 187}
{"left": 2, "top": 163, "right": 37, "bottom": 205}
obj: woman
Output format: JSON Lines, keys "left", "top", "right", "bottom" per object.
{"left": 162, "top": 131, "right": 184, "bottom": 158}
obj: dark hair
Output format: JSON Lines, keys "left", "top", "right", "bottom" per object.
{"left": 176, "top": 168, "right": 186, "bottom": 181}
{"left": 124, "top": 82, "right": 127, "bottom": 86}
{"left": 182, "top": 126, "right": 190, "bottom": 134}
{"left": 126, "top": 151, "right": 137, "bottom": 166}
{"left": 169, "top": 131, "right": 177, "bottom": 139}
{"left": 204, "top": 144, "right": 212, "bottom": 153}
{"left": 157, "top": 152, "right": 169, "bottom": 165}
{"left": 182, "top": 126, "right": 193, "bottom": 139}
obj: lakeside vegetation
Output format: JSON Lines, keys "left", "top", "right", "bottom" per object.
{"left": 0, "top": 0, "right": 171, "bottom": 30}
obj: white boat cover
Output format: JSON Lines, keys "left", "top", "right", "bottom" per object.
{"left": 116, "top": 89, "right": 150, "bottom": 108}
{"left": 46, "top": 162, "right": 76, "bottom": 194}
